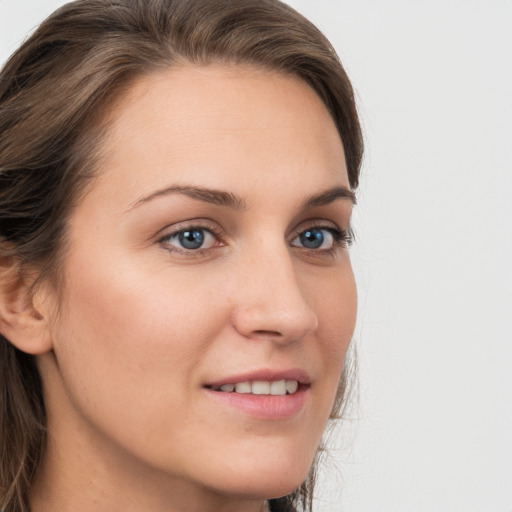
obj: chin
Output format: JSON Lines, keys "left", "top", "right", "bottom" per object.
{"left": 218, "top": 474, "right": 307, "bottom": 501}
{"left": 204, "top": 449, "right": 314, "bottom": 500}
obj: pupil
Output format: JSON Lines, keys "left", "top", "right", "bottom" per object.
{"left": 301, "top": 228, "right": 323, "bottom": 249}
{"left": 179, "top": 229, "right": 204, "bottom": 249}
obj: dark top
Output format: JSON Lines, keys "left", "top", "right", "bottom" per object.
{"left": 269, "top": 497, "right": 298, "bottom": 512}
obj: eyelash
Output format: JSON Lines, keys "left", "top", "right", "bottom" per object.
{"left": 157, "top": 221, "right": 352, "bottom": 257}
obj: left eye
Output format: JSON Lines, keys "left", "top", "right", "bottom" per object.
{"left": 290, "top": 227, "right": 335, "bottom": 250}
{"left": 163, "top": 227, "right": 217, "bottom": 251}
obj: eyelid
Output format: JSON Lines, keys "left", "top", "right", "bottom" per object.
{"left": 289, "top": 219, "right": 353, "bottom": 251}
{"left": 290, "top": 219, "right": 345, "bottom": 239}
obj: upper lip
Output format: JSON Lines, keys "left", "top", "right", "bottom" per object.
{"left": 204, "top": 368, "right": 312, "bottom": 388}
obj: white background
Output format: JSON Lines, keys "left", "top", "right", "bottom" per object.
{"left": 1, "top": 1, "right": 511, "bottom": 511}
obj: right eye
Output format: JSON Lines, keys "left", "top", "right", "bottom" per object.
{"left": 160, "top": 226, "right": 218, "bottom": 252}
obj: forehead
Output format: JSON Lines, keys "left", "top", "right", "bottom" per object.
{"left": 92, "top": 64, "right": 348, "bottom": 205}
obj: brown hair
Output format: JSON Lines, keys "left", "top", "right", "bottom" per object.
{"left": 0, "top": 1, "right": 363, "bottom": 510}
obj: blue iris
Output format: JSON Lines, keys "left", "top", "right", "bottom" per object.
{"left": 300, "top": 228, "right": 324, "bottom": 249}
{"left": 179, "top": 229, "right": 205, "bottom": 250}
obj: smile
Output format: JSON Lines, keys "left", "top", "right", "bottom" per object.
{"left": 209, "top": 379, "right": 300, "bottom": 395}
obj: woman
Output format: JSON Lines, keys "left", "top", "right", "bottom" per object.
{"left": 0, "top": 1, "right": 363, "bottom": 511}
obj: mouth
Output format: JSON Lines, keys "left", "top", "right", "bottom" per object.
{"left": 203, "top": 370, "right": 311, "bottom": 420}
{"left": 206, "top": 379, "right": 303, "bottom": 396}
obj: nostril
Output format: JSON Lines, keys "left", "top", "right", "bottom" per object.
{"left": 253, "top": 329, "right": 282, "bottom": 337}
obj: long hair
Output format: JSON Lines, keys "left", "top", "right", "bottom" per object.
{"left": 0, "top": 1, "right": 363, "bottom": 510}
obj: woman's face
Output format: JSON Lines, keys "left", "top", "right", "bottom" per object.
{"left": 38, "top": 65, "right": 356, "bottom": 503}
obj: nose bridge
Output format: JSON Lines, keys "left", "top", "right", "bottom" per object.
{"left": 232, "top": 236, "right": 318, "bottom": 342}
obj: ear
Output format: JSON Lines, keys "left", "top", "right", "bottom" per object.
{"left": 0, "top": 254, "right": 53, "bottom": 354}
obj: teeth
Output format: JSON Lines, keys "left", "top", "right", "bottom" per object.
{"left": 286, "top": 380, "right": 298, "bottom": 394}
{"left": 252, "top": 381, "right": 270, "bottom": 394}
{"left": 235, "top": 381, "right": 252, "bottom": 393}
{"left": 270, "top": 380, "right": 287, "bottom": 396}
{"left": 215, "top": 380, "right": 300, "bottom": 395}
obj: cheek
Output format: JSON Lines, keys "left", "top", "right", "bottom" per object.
{"left": 59, "top": 247, "right": 217, "bottom": 345}
{"left": 49, "top": 253, "right": 224, "bottom": 421}
{"left": 311, "top": 265, "right": 357, "bottom": 355}
{"left": 44, "top": 258, "right": 234, "bottom": 475}
{"left": 308, "top": 266, "right": 357, "bottom": 411}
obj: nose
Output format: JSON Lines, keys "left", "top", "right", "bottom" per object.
{"left": 231, "top": 245, "right": 318, "bottom": 344}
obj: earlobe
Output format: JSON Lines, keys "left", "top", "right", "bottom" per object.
{"left": 0, "top": 255, "right": 53, "bottom": 355}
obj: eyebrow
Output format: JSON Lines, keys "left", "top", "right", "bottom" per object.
{"left": 129, "top": 183, "right": 355, "bottom": 212}
{"left": 301, "top": 186, "right": 356, "bottom": 208}
{"left": 130, "top": 185, "right": 247, "bottom": 211}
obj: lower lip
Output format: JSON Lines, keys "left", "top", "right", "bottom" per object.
{"left": 204, "top": 386, "right": 309, "bottom": 420}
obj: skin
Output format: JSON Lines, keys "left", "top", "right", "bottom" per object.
{"left": 30, "top": 64, "right": 357, "bottom": 512}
